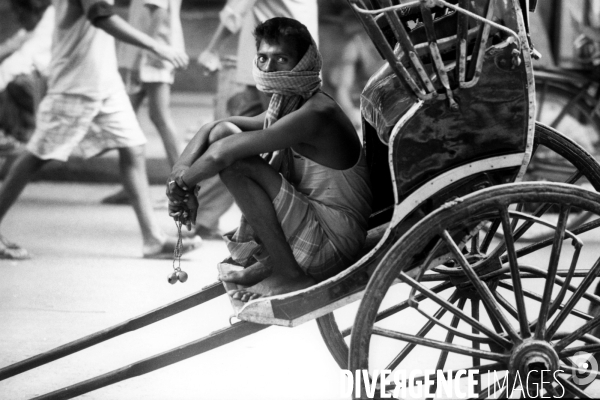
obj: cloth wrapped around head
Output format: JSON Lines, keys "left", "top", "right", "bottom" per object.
{"left": 252, "top": 38, "right": 323, "bottom": 128}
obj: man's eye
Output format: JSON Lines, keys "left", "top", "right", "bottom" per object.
{"left": 258, "top": 56, "right": 266, "bottom": 63}
{"left": 277, "top": 57, "right": 287, "bottom": 63}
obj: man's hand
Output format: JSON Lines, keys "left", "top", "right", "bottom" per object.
{"left": 197, "top": 50, "right": 221, "bottom": 74}
{"left": 168, "top": 195, "right": 198, "bottom": 231}
{"left": 166, "top": 169, "right": 190, "bottom": 205}
{"left": 153, "top": 42, "right": 189, "bottom": 69}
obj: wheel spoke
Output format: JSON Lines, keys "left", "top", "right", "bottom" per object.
{"left": 555, "top": 374, "right": 593, "bottom": 399}
{"left": 493, "top": 291, "right": 518, "bottom": 321}
{"left": 536, "top": 80, "right": 548, "bottom": 121}
{"left": 548, "top": 257, "right": 600, "bottom": 342}
{"left": 399, "top": 271, "right": 512, "bottom": 348}
{"left": 429, "top": 298, "right": 465, "bottom": 397}
{"left": 554, "top": 314, "right": 600, "bottom": 352}
{"left": 511, "top": 217, "right": 600, "bottom": 260}
{"left": 498, "top": 281, "right": 593, "bottom": 324}
{"left": 535, "top": 205, "right": 571, "bottom": 340}
{"left": 499, "top": 207, "right": 531, "bottom": 338}
{"left": 471, "top": 299, "right": 482, "bottom": 394}
{"left": 371, "top": 326, "right": 507, "bottom": 362}
{"left": 481, "top": 218, "right": 501, "bottom": 253}
{"left": 384, "top": 292, "right": 458, "bottom": 371}
{"left": 441, "top": 229, "right": 521, "bottom": 344}
{"left": 340, "top": 281, "right": 455, "bottom": 337}
{"left": 550, "top": 86, "right": 587, "bottom": 129}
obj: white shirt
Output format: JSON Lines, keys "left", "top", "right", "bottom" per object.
{"left": 47, "top": 0, "right": 124, "bottom": 100}
{"left": 0, "top": 6, "right": 54, "bottom": 91}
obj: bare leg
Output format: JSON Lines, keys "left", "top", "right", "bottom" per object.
{"left": 101, "top": 90, "right": 147, "bottom": 205}
{"left": 146, "top": 82, "right": 181, "bottom": 168}
{"left": 0, "top": 150, "right": 48, "bottom": 258}
{"left": 117, "top": 145, "right": 164, "bottom": 251}
{"left": 220, "top": 157, "right": 315, "bottom": 301}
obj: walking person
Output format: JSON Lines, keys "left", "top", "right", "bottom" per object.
{"left": 0, "top": 0, "right": 200, "bottom": 260}
{"left": 103, "top": 0, "right": 186, "bottom": 205}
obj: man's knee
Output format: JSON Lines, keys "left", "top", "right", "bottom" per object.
{"left": 220, "top": 157, "right": 253, "bottom": 180}
{"left": 208, "top": 121, "right": 241, "bottom": 145}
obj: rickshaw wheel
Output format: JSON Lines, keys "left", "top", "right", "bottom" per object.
{"left": 507, "top": 122, "right": 600, "bottom": 241}
{"left": 316, "top": 122, "right": 600, "bottom": 370}
{"left": 349, "top": 183, "right": 600, "bottom": 399}
{"left": 535, "top": 72, "right": 600, "bottom": 155}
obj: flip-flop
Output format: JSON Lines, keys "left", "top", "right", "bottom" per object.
{"left": 0, "top": 246, "right": 30, "bottom": 260}
{"left": 143, "top": 236, "right": 203, "bottom": 259}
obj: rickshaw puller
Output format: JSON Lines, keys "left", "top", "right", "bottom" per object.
{"left": 167, "top": 17, "right": 372, "bottom": 302}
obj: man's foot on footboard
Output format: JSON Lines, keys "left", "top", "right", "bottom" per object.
{"left": 220, "top": 261, "right": 272, "bottom": 286}
{"left": 229, "top": 272, "right": 315, "bottom": 302}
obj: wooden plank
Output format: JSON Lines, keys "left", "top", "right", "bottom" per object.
{"left": 32, "top": 322, "right": 268, "bottom": 400}
{"left": 0, "top": 282, "right": 225, "bottom": 381}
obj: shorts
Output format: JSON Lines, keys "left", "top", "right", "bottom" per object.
{"left": 27, "top": 91, "right": 146, "bottom": 161}
{"left": 223, "top": 177, "right": 349, "bottom": 282}
{"left": 121, "top": 66, "right": 174, "bottom": 95}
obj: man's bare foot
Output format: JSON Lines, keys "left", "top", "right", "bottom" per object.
{"left": 229, "top": 272, "right": 315, "bottom": 302}
{"left": 220, "top": 261, "right": 272, "bottom": 286}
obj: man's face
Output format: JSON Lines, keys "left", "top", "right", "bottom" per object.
{"left": 256, "top": 39, "right": 301, "bottom": 72}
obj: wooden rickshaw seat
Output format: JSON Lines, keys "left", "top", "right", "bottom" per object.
{"left": 220, "top": 0, "right": 535, "bottom": 328}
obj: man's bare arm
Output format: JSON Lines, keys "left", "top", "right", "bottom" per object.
{"left": 181, "top": 104, "right": 326, "bottom": 186}
{"left": 94, "top": 15, "right": 188, "bottom": 69}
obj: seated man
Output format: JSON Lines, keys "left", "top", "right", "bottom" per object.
{"left": 167, "top": 17, "right": 372, "bottom": 302}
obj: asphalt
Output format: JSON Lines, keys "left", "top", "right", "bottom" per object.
{"left": 0, "top": 181, "right": 349, "bottom": 400}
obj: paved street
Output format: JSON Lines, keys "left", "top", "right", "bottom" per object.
{"left": 0, "top": 182, "right": 347, "bottom": 400}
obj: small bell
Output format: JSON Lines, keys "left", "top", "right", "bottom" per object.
{"left": 177, "top": 270, "right": 189, "bottom": 283}
{"left": 168, "top": 271, "right": 178, "bottom": 284}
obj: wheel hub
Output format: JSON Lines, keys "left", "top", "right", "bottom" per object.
{"left": 509, "top": 340, "right": 560, "bottom": 390}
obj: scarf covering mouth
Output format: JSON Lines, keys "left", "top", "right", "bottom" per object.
{"left": 252, "top": 39, "right": 323, "bottom": 129}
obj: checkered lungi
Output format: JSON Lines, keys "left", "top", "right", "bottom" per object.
{"left": 223, "top": 177, "right": 348, "bottom": 282}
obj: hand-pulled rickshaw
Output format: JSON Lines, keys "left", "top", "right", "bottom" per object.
{"left": 4, "top": 0, "right": 600, "bottom": 398}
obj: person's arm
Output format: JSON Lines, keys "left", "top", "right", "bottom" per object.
{"left": 83, "top": 1, "right": 188, "bottom": 69}
{"left": 181, "top": 105, "right": 325, "bottom": 186}
{"left": 197, "top": 25, "right": 233, "bottom": 73}
{"left": 197, "top": 0, "right": 255, "bottom": 73}
{"left": 170, "top": 112, "right": 266, "bottom": 176}
{"left": 95, "top": 15, "right": 188, "bottom": 68}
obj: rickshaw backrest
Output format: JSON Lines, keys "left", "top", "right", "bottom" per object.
{"left": 353, "top": 0, "right": 535, "bottom": 226}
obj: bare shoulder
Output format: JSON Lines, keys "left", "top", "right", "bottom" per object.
{"left": 302, "top": 92, "right": 350, "bottom": 127}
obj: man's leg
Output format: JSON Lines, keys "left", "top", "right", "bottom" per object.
{"left": 0, "top": 150, "right": 48, "bottom": 258}
{"left": 101, "top": 89, "right": 147, "bottom": 205}
{"left": 146, "top": 82, "right": 181, "bottom": 168}
{"left": 219, "top": 157, "right": 315, "bottom": 301}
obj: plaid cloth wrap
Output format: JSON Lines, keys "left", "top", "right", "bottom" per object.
{"left": 224, "top": 179, "right": 347, "bottom": 282}
{"left": 252, "top": 40, "right": 323, "bottom": 174}
{"left": 224, "top": 41, "right": 348, "bottom": 281}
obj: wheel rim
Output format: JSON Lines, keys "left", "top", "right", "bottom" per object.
{"left": 349, "top": 183, "right": 600, "bottom": 399}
